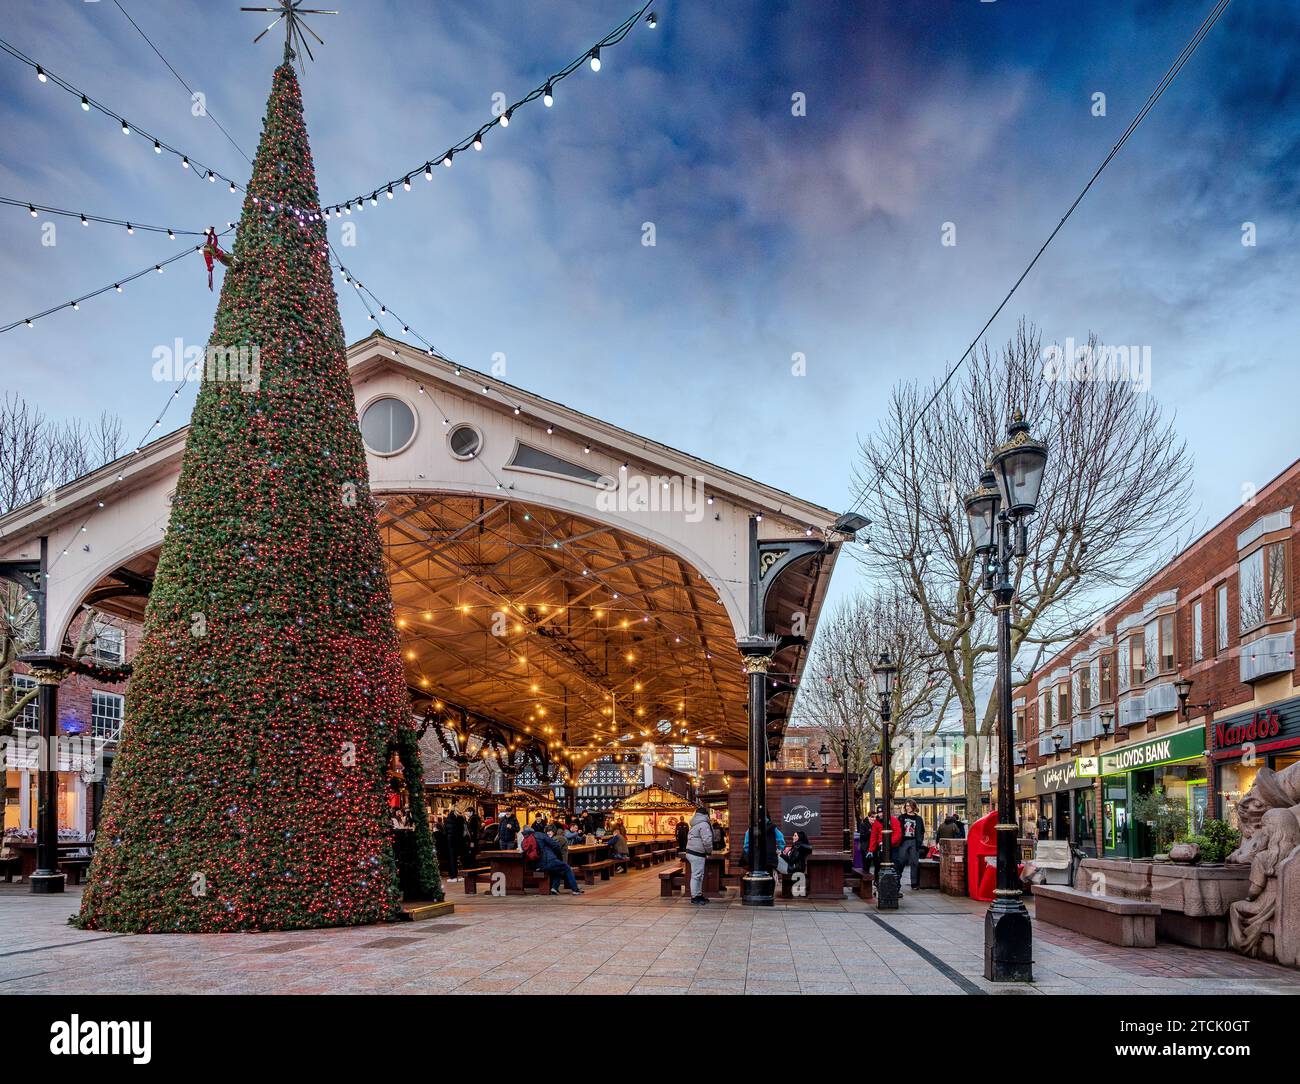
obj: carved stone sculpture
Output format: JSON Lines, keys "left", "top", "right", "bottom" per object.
{"left": 1227, "top": 761, "right": 1300, "bottom": 965}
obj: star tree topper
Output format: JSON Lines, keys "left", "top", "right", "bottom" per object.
{"left": 241, "top": 1, "right": 338, "bottom": 70}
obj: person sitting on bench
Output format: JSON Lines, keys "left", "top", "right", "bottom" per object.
{"left": 779, "top": 829, "right": 813, "bottom": 876}
{"left": 532, "top": 824, "right": 583, "bottom": 895}
{"left": 607, "top": 827, "right": 630, "bottom": 864}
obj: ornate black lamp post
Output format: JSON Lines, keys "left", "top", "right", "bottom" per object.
{"left": 872, "top": 650, "right": 899, "bottom": 910}
{"left": 16, "top": 652, "right": 66, "bottom": 894}
{"left": 964, "top": 411, "right": 1048, "bottom": 982}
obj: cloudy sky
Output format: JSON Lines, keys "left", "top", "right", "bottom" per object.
{"left": 1, "top": 0, "right": 1296, "bottom": 615}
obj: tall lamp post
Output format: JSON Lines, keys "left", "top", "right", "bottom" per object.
{"left": 964, "top": 411, "right": 1048, "bottom": 983}
{"left": 872, "top": 651, "right": 899, "bottom": 910}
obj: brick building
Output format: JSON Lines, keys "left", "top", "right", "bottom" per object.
{"left": 1014, "top": 458, "right": 1299, "bottom": 859}
{"left": 5, "top": 612, "right": 140, "bottom": 839}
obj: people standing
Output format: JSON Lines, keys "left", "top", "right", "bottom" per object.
{"left": 467, "top": 806, "right": 482, "bottom": 863}
{"left": 897, "top": 800, "right": 925, "bottom": 889}
{"left": 444, "top": 807, "right": 465, "bottom": 881}
{"left": 710, "top": 816, "right": 726, "bottom": 853}
{"left": 433, "top": 814, "right": 449, "bottom": 877}
{"left": 936, "top": 813, "right": 962, "bottom": 842}
{"left": 675, "top": 817, "right": 689, "bottom": 853}
{"left": 684, "top": 806, "right": 714, "bottom": 905}
{"left": 499, "top": 809, "right": 520, "bottom": 851}
{"left": 858, "top": 811, "right": 877, "bottom": 875}
{"left": 869, "top": 805, "right": 901, "bottom": 873}
{"left": 742, "top": 816, "right": 785, "bottom": 872}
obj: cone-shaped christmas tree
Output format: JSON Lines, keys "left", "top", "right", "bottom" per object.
{"left": 78, "top": 60, "right": 436, "bottom": 932}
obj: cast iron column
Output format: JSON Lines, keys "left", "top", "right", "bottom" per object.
{"left": 740, "top": 643, "right": 776, "bottom": 905}
{"left": 985, "top": 513, "right": 1033, "bottom": 981}
{"left": 20, "top": 654, "right": 66, "bottom": 894}
{"left": 876, "top": 698, "right": 900, "bottom": 910}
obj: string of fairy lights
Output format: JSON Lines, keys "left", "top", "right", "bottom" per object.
{"left": 0, "top": 3, "right": 656, "bottom": 241}
{"left": 0, "top": 225, "right": 235, "bottom": 334}
{"left": 0, "top": 5, "right": 657, "bottom": 330}
{"left": 317, "top": 2, "right": 656, "bottom": 217}
{"left": 1, "top": 196, "right": 215, "bottom": 237}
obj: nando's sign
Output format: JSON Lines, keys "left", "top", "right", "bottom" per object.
{"left": 1212, "top": 697, "right": 1300, "bottom": 756}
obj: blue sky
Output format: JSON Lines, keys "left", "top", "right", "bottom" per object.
{"left": 1, "top": 0, "right": 1297, "bottom": 614}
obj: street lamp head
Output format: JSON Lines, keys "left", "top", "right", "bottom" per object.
{"left": 964, "top": 468, "right": 1001, "bottom": 556}
{"left": 1173, "top": 677, "right": 1193, "bottom": 702}
{"left": 1100, "top": 710, "right": 1114, "bottom": 735}
{"left": 831, "top": 511, "right": 871, "bottom": 538}
{"left": 991, "top": 412, "right": 1048, "bottom": 518}
{"left": 871, "top": 651, "right": 897, "bottom": 698}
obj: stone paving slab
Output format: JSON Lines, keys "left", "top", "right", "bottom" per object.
{"left": 3, "top": 870, "right": 1299, "bottom": 995}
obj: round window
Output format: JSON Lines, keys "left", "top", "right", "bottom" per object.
{"left": 360, "top": 396, "right": 417, "bottom": 455}
{"left": 447, "top": 423, "right": 483, "bottom": 460}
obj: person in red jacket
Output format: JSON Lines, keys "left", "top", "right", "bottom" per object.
{"left": 868, "top": 805, "right": 902, "bottom": 871}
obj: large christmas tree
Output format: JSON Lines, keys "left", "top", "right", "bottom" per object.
{"left": 78, "top": 59, "right": 437, "bottom": 932}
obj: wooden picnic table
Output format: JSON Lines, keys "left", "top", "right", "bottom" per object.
{"left": 10, "top": 842, "right": 94, "bottom": 883}
{"left": 781, "top": 854, "right": 852, "bottom": 899}
{"left": 564, "top": 843, "right": 608, "bottom": 869}
{"left": 476, "top": 849, "right": 530, "bottom": 894}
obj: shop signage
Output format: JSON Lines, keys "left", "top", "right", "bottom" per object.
{"left": 1035, "top": 759, "right": 1095, "bottom": 794}
{"left": 779, "top": 797, "right": 822, "bottom": 837}
{"left": 1100, "top": 726, "right": 1205, "bottom": 775}
{"left": 909, "top": 746, "right": 951, "bottom": 788}
{"left": 1076, "top": 756, "right": 1100, "bottom": 777}
{"left": 1212, "top": 696, "right": 1300, "bottom": 755}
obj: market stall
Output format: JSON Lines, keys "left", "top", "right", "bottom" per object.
{"left": 611, "top": 784, "right": 695, "bottom": 840}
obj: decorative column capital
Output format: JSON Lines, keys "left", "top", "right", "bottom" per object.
{"left": 17, "top": 653, "right": 64, "bottom": 685}
{"left": 738, "top": 636, "right": 781, "bottom": 674}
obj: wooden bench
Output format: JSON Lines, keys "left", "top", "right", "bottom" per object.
{"left": 1032, "top": 884, "right": 1159, "bottom": 947}
{"left": 59, "top": 856, "right": 93, "bottom": 886}
{"left": 630, "top": 853, "right": 653, "bottom": 870}
{"left": 658, "top": 868, "right": 685, "bottom": 897}
{"left": 852, "top": 868, "right": 874, "bottom": 901}
{"left": 1, "top": 854, "right": 22, "bottom": 883}
{"left": 461, "top": 866, "right": 492, "bottom": 895}
{"left": 580, "top": 859, "right": 619, "bottom": 885}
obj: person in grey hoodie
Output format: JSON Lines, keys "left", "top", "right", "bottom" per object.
{"left": 684, "top": 807, "right": 714, "bottom": 905}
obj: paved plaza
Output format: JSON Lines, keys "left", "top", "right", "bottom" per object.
{"left": 3, "top": 867, "right": 1299, "bottom": 996}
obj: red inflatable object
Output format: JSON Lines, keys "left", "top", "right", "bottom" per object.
{"left": 967, "top": 810, "right": 998, "bottom": 902}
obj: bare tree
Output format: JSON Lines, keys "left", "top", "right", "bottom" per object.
{"left": 0, "top": 394, "right": 125, "bottom": 733}
{"left": 794, "top": 585, "right": 953, "bottom": 815}
{"left": 852, "top": 320, "right": 1194, "bottom": 818}
{"left": 0, "top": 393, "right": 123, "bottom": 514}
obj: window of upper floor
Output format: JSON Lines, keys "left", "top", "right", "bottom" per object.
{"left": 1239, "top": 540, "right": 1290, "bottom": 637}
{"left": 1143, "top": 613, "right": 1175, "bottom": 681}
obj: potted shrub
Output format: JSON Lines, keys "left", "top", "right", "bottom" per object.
{"left": 1196, "top": 819, "right": 1241, "bottom": 866}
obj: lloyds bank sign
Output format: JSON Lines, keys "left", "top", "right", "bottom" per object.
{"left": 1100, "top": 726, "right": 1205, "bottom": 775}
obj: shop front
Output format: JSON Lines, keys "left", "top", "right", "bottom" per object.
{"left": 1014, "top": 772, "right": 1037, "bottom": 840}
{"left": 1210, "top": 696, "right": 1300, "bottom": 829}
{"left": 1099, "top": 725, "right": 1207, "bottom": 858}
{"left": 1033, "top": 757, "right": 1098, "bottom": 855}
